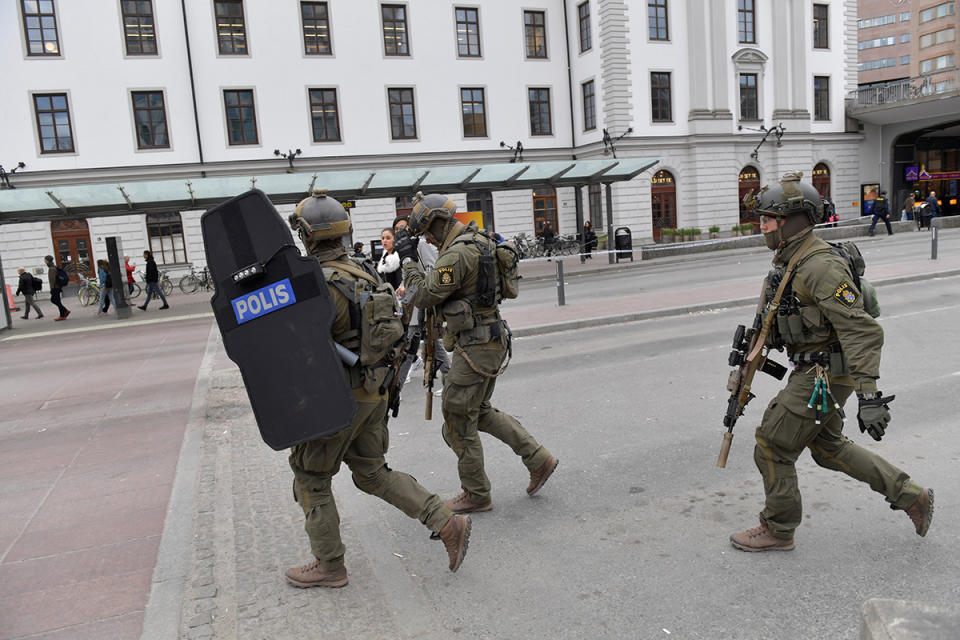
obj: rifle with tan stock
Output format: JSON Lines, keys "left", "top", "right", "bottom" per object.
{"left": 717, "top": 232, "right": 816, "bottom": 467}
{"left": 423, "top": 307, "right": 441, "bottom": 420}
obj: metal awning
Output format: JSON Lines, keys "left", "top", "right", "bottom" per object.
{"left": 0, "top": 157, "right": 658, "bottom": 224}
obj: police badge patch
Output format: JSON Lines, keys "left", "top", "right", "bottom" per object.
{"left": 834, "top": 281, "right": 859, "bottom": 307}
{"left": 437, "top": 266, "right": 456, "bottom": 287}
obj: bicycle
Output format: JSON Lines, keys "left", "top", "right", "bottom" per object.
{"left": 178, "top": 266, "right": 214, "bottom": 294}
{"left": 136, "top": 270, "right": 172, "bottom": 297}
{"left": 77, "top": 274, "right": 101, "bottom": 307}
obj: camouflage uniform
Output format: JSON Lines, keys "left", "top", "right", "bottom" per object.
{"left": 403, "top": 221, "right": 554, "bottom": 506}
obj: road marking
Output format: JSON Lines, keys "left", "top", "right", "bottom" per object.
{"left": 1, "top": 312, "right": 214, "bottom": 341}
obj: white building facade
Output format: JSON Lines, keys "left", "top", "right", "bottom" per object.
{"left": 1, "top": 0, "right": 863, "bottom": 282}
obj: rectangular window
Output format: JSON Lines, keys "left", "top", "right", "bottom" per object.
{"left": 648, "top": 0, "right": 668, "bottom": 40}
{"left": 121, "top": 0, "right": 157, "bottom": 55}
{"left": 582, "top": 80, "right": 596, "bottom": 131}
{"left": 388, "top": 87, "right": 417, "bottom": 139}
{"left": 919, "top": 2, "right": 955, "bottom": 23}
{"left": 813, "top": 76, "right": 829, "bottom": 121}
{"left": 588, "top": 184, "right": 603, "bottom": 229}
{"left": 739, "top": 73, "right": 758, "bottom": 120}
{"left": 131, "top": 91, "right": 169, "bottom": 149}
{"left": 466, "top": 190, "right": 495, "bottom": 231}
{"left": 920, "top": 53, "right": 954, "bottom": 72}
{"left": 650, "top": 72, "right": 672, "bottom": 122}
{"left": 455, "top": 7, "right": 481, "bottom": 57}
{"left": 858, "top": 36, "right": 897, "bottom": 50}
{"left": 215, "top": 0, "right": 247, "bottom": 55}
{"left": 524, "top": 10, "right": 547, "bottom": 58}
{"left": 900, "top": 12, "right": 911, "bottom": 21}
{"left": 528, "top": 87, "right": 552, "bottom": 135}
{"left": 813, "top": 4, "right": 828, "bottom": 49}
{"left": 309, "top": 88, "right": 340, "bottom": 142}
{"left": 301, "top": 1, "right": 331, "bottom": 55}
{"left": 901, "top": 33, "right": 911, "bottom": 43}
{"left": 919, "top": 27, "right": 955, "bottom": 48}
{"left": 223, "top": 89, "right": 258, "bottom": 145}
{"left": 382, "top": 4, "right": 409, "bottom": 56}
{"left": 578, "top": 2, "right": 591, "bottom": 52}
{"left": 33, "top": 93, "right": 74, "bottom": 152}
{"left": 21, "top": 0, "right": 60, "bottom": 56}
{"left": 147, "top": 213, "right": 187, "bottom": 264}
{"left": 738, "top": 0, "right": 755, "bottom": 44}
{"left": 858, "top": 14, "right": 896, "bottom": 29}
{"left": 460, "top": 87, "right": 487, "bottom": 137}
{"left": 857, "top": 57, "right": 897, "bottom": 71}
{"left": 900, "top": 54, "right": 911, "bottom": 65}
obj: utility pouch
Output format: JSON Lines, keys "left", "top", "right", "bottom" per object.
{"left": 776, "top": 312, "right": 791, "bottom": 341}
{"left": 829, "top": 347, "right": 849, "bottom": 376}
{"left": 787, "top": 314, "right": 804, "bottom": 341}
{"left": 459, "top": 324, "right": 492, "bottom": 346}
{"left": 477, "top": 245, "right": 497, "bottom": 307}
{"left": 362, "top": 365, "right": 390, "bottom": 395}
{"left": 442, "top": 299, "right": 475, "bottom": 333}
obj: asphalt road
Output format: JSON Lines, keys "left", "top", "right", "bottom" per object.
{"left": 356, "top": 273, "right": 960, "bottom": 640}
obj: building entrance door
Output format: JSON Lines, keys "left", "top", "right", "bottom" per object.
{"left": 651, "top": 170, "right": 676, "bottom": 241}
{"left": 533, "top": 187, "right": 558, "bottom": 234}
{"left": 51, "top": 219, "right": 93, "bottom": 282}
{"left": 738, "top": 166, "right": 761, "bottom": 224}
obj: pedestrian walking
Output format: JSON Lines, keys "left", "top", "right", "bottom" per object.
{"left": 96, "top": 259, "right": 116, "bottom": 316}
{"left": 730, "top": 172, "right": 933, "bottom": 552}
{"left": 282, "top": 190, "right": 471, "bottom": 588}
{"left": 867, "top": 190, "right": 893, "bottom": 236}
{"left": 124, "top": 255, "right": 137, "bottom": 295}
{"left": 137, "top": 251, "right": 169, "bottom": 311}
{"left": 15, "top": 267, "right": 43, "bottom": 319}
{"left": 44, "top": 255, "right": 70, "bottom": 320}
{"left": 399, "top": 193, "right": 559, "bottom": 514}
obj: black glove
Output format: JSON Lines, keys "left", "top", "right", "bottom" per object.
{"left": 395, "top": 229, "right": 419, "bottom": 265}
{"left": 857, "top": 393, "right": 895, "bottom": 441}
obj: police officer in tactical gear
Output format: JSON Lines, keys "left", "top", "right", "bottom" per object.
{"left": 730, "top": 172, "right": 933, "bottom": 552}
{"left": 397, "top": 192, "right": 559, "bottom": 514}
{"left": 283, "top": 189, "right": 471, "bottom": 587}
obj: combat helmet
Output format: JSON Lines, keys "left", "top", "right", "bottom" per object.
{"left": 288, "top": 189, "right": 351, "bottom": 250}
{"left": 408, "top": 192, "right": 457, "bottom": 240}
{"left": 752, "top": 171, "right": 824, "bottom": 227}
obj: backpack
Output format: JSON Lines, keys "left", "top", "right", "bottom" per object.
{"left": 56, "top": 266, "right": 69, "bottom": 287}
{"left": 829, "top": 241, "right": 881, "bottom": 318}
{"left": 32, "top": 275, "right": 43, "bottom": 291}
{"left": 322, "top": 259, "right": 406, "bottom": 394}
{"left": 452, "top": 231, "right": 522, "bottom": 303}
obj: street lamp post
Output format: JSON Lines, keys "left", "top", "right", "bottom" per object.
{"left": 0, "top": 162, "right": 26, "bottom": 189}
{"left": 273, "top": 148, "right": 302, "bottom": 173}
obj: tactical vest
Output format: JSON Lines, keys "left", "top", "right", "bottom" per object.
{"left": 322, "top": 257, "right": 406, "bottom": 395}
{"left": 441, "top": 231, "right": 508, "bottom": 348}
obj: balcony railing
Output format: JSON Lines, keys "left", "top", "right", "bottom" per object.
{"left": 847, "top": 69, "right": 960, "bottom": 108}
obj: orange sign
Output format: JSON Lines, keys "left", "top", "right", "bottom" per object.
{"left": 454, "top": 210, "right": 484, "bottom": 229}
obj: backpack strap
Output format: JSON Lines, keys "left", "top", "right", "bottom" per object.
{"left": 320, "top": 264, "right": 362, "bottom": 351}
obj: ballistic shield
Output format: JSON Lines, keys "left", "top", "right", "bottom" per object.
{"left": 201, "top": 189, "right": 356, "bottom": 450}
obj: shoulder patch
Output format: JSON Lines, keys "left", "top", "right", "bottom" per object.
{"left": 834, "top": 281, "right": 859, "bottom": 307}
{"left": 436, "top": 265, "right": 456, "bottom": 287}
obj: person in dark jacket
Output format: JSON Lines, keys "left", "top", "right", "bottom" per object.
{"left": 868, "top": 191, "right": 893, "bottom": 236}
{"left": 137, "top": 251, "right": 169, "bottom": 311}
{"left": 583, "top": 221, "right": 598, "bottom": 258}
{"left": 44, "top": 255, "right": 70, "bottom": 320}
{"left": 539, "top": 222, "right": 556, "bottom": 257}
{"left": 15, "top": 267, "right": 43, "bottom": 319}
{"left": 96, "top": 259, "right": 115, "bottom": 316}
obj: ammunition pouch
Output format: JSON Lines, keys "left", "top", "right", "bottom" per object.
{"left": 442, "top": 299, "right": 475, "bottom": 333}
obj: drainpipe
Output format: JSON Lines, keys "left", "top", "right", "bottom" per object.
{"left": 562, "top": 0, "right": 578, "bottom": 160}
{"left": 181, "top": 0, "right": 205, "bottom": 176}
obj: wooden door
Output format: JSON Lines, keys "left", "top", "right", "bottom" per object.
{"left": 532, "top": 187, "right": 558, "bottom": 234}
{"left": 651, "top": 170, "right": 676, "bottom": 241}
{"left": 51, "top": 219, "right": 93, "bottom": 282}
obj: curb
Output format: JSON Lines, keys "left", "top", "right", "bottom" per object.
{"left": 510, "top": 268, "right": 960, "bottom": 338}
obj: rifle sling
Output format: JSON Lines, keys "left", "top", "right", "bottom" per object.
{"left": 746, "top": 233, "right": 816, "bottom": 362}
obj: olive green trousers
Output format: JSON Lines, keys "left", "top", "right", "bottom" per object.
{"left": 289, "top": 398, "right": 452, "bottom": 570}
{"left": 441, "top": 338, "right": 551, "bottom": 504}
{"left": 754, "top": 368, "right": 923, "bottom": 540}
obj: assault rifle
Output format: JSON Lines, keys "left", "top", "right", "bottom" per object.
{"left": 717, "top": 285, "right": 788, "bottom": 468}
{"left": 423, "top": 307, "right": 442, "bottom": 419}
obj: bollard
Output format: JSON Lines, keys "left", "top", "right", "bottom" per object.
{"left": 931, "top": 225, "right": 938, "bottom": 260}
{"left": 556, "top": 259, "right": 565, "bottom": 306}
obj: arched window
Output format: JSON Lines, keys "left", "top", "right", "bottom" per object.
{"left": 651, "top": 170, "right": 676, "bottom": 241}
{"left": 147, "top": 212, "right": 187, "bottom": 264}
{"left": 738, "top": 166, "right": 761, "bottom": 223}
{"left": 812, "top": 162, "right": 831, "bottom": 200}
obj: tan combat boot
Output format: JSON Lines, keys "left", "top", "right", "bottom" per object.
{"left": 730, "top": 518, "right": 795, "bottom": 552}
{"left": 905, "top": 488, "right": 934, "bottom": 537}
{"left": 438, "top": 514, "right": 472, "bottom": 572}
{"left": 527, "top": 456, "right": 559, "bottom": 496}
{"left": 284, "top": 559, "right": 349, "bottom": 588}
{"left": 444, "top": 490, "right": 493, "bottom": 513}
